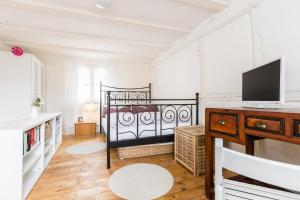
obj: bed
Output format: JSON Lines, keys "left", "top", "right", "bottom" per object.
{"left": 99, "top": 82, "right": 199, "bottom": 169}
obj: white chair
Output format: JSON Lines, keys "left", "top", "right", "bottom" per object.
{"left": 214, "top": 138, "right": 300, "bottom": 200}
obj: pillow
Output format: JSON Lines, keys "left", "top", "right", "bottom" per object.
{"left": 143, "top": 105, "right": 159, "bottom": 112}
{"left": 131, "top": 106, "right": 144, "bottom": 114}
{"left": 102, "top": 107, "right": 117, "bottom": 117}
{"left": 119, "top": 106, "right": 132, "bottom": 113}
{"left": 102, "top": 105, "right": 159, "bottom": 117}
{"left": 102, "top": 106, "right": 133, "bottom": 117}
{"left": 131, "top": 105, "right": 159, "bottom": 114}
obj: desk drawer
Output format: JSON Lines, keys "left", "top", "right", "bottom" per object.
{"left": 209, "top": 113, "right": 238, "bottom": 135}
{"left": 293, "top": 120, "right": 300, "bottom": 138}
{"left": 245, "top": 116, "right": 284, "bottom": 135}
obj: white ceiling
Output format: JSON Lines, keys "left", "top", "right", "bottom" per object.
{"left": 0, "top": 0, "right": 229, "bottom": 62}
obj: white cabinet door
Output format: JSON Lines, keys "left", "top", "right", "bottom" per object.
{"left": 0, "top": 52, "right": 46, "bottom": 122}
{"left": 31, "top": 57, "right": 39, "bottom": 99}
{"left": 0, "top": 52, "right": 32, "bottom": 122}
{"left": 31, "top": 56, "right": 46, "bottom": 111}
{"left": 40, "top": 64, "right": 46, "bottom": 112}
{"left": 31, "top": 56, "right": 45, "bottom": 100}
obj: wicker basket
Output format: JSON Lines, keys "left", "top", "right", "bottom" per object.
{"left": 118, "top": 143, "right": 174, "bottom": 160}
{"left": 175, "top": 125, "right": 205, "bottom": 176}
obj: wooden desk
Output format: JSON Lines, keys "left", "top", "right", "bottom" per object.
{"left": 205, "top": 107, "right": 300, "bottom": 199}
{"left": 75, "top": 122, "right": 96, "bottom": 138}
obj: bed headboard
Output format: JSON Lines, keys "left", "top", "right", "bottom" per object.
{"left": 99, "top": 82, "right": 152, "bottom": 116}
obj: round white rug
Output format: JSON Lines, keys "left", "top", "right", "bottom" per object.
{"left": 109, "top": 163, "right": 174, "bottom": 200}
{"left": 65, "top": 141, "right": 106, "bottom": 155}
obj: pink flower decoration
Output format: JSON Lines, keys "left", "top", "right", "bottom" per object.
{"left": 11, "top": 47, "right": 24, "bottom": 56}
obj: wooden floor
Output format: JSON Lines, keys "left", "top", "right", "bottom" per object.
{"left": 28, "top": 135, "right": 208, "bottom": 200}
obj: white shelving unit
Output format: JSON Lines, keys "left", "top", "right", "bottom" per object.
{"left": 55, "top": 115, "right": 62, "bottom": 151}
{"left": 0, "top": 113, "right": 62, "bottom": 200}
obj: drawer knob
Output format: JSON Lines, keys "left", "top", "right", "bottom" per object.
{"left": 256, "top": 122, "right": 267, "bottom": 129}
{"left": 218, "top": 120, "right": 226, "bottom": 125}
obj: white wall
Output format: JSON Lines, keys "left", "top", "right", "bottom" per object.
{"left": 149, "top": 41, "right": 201, "bottom": 99}
{"left": 253, "top": 0, "right": 300, "bottom": 99}
{"left": 150, "top": 0, "right": 300, "bottom": 164}
{"left": 200, "top": 0, "right": 300, "bottom": 100}
{"left": 0, "top": 41, "right": 9, "bottom": 51}
{"left": 201, "top": 14, "right": 253, "bottom": 96}
{"left": 37, "top": 54, "right": 150, "bottom": 134}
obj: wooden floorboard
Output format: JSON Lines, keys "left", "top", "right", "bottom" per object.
{"left": 27, "top": 135, "right": 208, "bottom": 200}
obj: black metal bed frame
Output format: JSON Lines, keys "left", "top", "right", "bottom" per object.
{"left": 100, "top": 82, "right": 199, "bottom": 169}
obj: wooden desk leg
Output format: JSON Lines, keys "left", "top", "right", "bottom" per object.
{"left": 245, "top": 135, "right": 255, "bottom": 155}
{"left": 205, "top": 134, "right": 214, "bottom": 199}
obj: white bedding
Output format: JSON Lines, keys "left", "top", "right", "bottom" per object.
{"left": 102, "top": 113, "right": 191, "bottom": 141}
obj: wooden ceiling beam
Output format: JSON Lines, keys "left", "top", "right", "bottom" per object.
{"left": 4, "top": 0, "right": 192, "bottom": 34}
{"left": 0, "top": 22, "right": 171, "bottom": 49}
{"left": 175, "top": 0, "right": 230, "bottom": 11}
{"left": 3, "top": 40, "right": 156, "bottom": 59}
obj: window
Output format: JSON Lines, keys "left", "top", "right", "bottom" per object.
{"left": 77, "top": 66, "right": 106, "bottom": 102}
{"left": 94, "top": 68, "right": 106, "bottom": 101}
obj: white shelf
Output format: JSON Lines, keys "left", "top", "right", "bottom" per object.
{"left": 22, "top": 170, "right": 42, "bottom": 200}
{"left": 0, "top": 112, "right": 62, "bottom": 131}
{"left": 55, "top": 137, "right": 61, "bottom": 150}
{"left": 44, "top": 141, "right": 53, "bottom": 155}
{"left": 45, "top": 138, "right": 52, "bottom": 146}
{"left": 44, "top": 151, "right": 54, "bottom": 167}
{"left": 23, "top": 141, "right": 41, "bottom": 158}
{"left": 23, "top": 153, "right": 42, "bottom": 175}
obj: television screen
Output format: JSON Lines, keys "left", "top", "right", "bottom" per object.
{"left": 242, "top": 59, "right": 282, "bottom": 102}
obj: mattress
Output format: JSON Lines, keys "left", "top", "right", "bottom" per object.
{"left": 102, "top": 114, "right": 191, "bottom": 141}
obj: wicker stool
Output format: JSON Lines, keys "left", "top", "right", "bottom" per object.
{"left": 175, "top": 125, "right": 205, "bottom": 176}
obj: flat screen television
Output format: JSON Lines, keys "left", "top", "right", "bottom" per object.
{"left": 242, "top": 57, "right": 285, "bottom": 106}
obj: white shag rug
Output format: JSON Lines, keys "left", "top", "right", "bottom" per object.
{"left": 65, "top": 141, "right": 106, "bottom": 155}
{"left": 109, "top": 163, "right": 174, "bottom": 200}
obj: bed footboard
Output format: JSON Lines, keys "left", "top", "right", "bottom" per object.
{"left": 105, "top": 92, "right": 199, "bottom": 169}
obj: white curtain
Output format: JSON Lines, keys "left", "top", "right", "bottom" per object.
{"left": 62, "top": 61, "right": 106, "bottom": 134}
{"left": 63, "top": 61, "right": 81, "bottom": 134}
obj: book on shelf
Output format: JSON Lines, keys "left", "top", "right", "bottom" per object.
{"left": 23, "top": 132, "right": 27, "bottom": 155}
{"left": 30, "top": 128, "right": 35, "bottom": 146}
{"left": 23, "top": 126, "right": 41, "bottom": 155}
{"left": 45, "top": 122, "right": 52, "bottom": 142}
